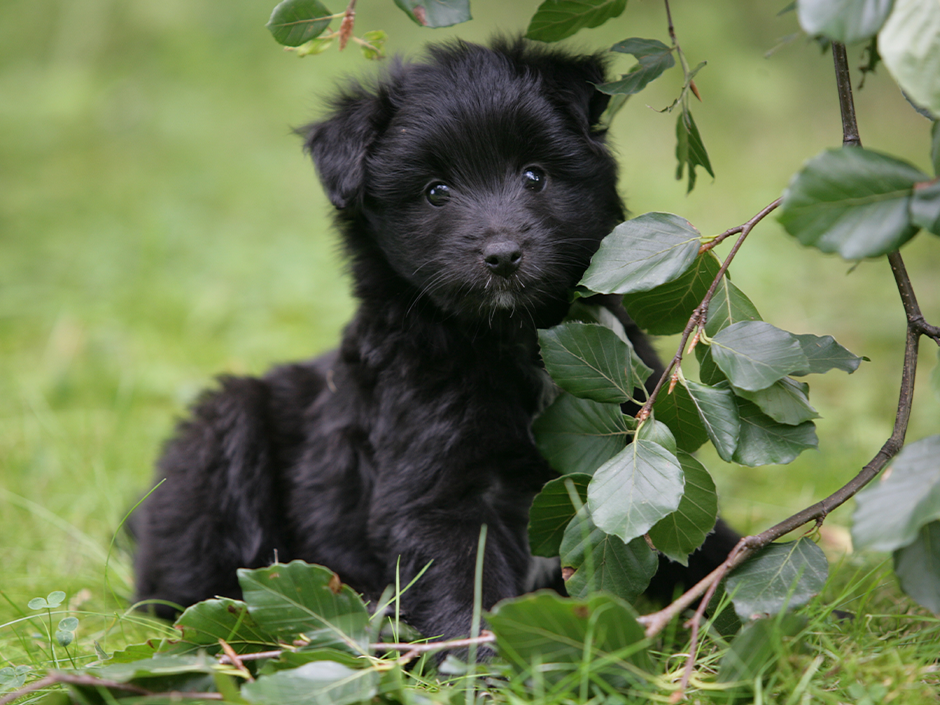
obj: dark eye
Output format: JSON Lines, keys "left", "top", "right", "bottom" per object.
{"left": 425, "top": 182, "right": 451, "bottom": 206}
{"left": 522, "top": 167, "right": 547, "bottom": 192}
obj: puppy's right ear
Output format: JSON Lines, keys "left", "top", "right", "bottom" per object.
{"left": 298, "top": 83, "right": 394, "bottom": 210}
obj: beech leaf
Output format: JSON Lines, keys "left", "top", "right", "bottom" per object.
{"left": 853, "top": 435, "right": 940, "bottom": 552}
{"left": 796, "top": 0, "right": 895, "bottom": 44}
{"left": 528, "top": 474, "right": 592, "bottom": 557}
{"left": 684, "top": 380, "right": 741, "bottom": 462}
{"left": 560, "top": 507, "right": 658, "bottom": 601}
{"left": 579, "top": 213, "right": 702, "bottom": 295}
{"left": 266, "top": 0, "right": 333, "bottom": 47}
{"left": 488, "top": 591, "right": 651, "bottom": 680}
{"left": 893, "top": 521, "right": 940, "bottom": 614}
{"left": 709, "top": 321, "right": 809, "bottom": 392}
{"left": 587, "top": 439, "right": 685, "bottom": 543}
{"left": 725, "top": 539, "right": 829, "bottom": 620}
{"left": 779, "top": 147, "right": 926, "bottom": 259}
{"left": 533, "top": 393, "right": 633, "bottom": 476}
{"left": 623, "top": 252, "right": 722, "bottom": 335}
{"left": 238, "top": 562, "right": 370, "bottom": 654}
{"left": 525, "top": 0, "right": 628, "bottom": 42}
{"left": 879, "top": 0, "right": 940, "bottom": 118}
{"left": 539, "top": 322, "right": 639, "bottom": 404}
{"left": 732, "top": 377, "right": 819, "bottom": 426}
{"left": 732, "top": 398, "right": 818, "bottom": 466}
{"left": 648, "top": 452, "right": 719, "bottom": 565}
{"left": 393, "top": 0, "right": 471, "bottom": 28}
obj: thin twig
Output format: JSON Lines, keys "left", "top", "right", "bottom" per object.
{"left": 218, "top": 638, "right": 254, "bottom": 682}
{"left": 217, "top": 632, "right": 498, "bottom": 666}
{"left": 832, "top": 42, "right": 861, "bottom": 147}
{"left": 370, "top": 632, "right": 496, "bottom": 654}
{"left": 663, "top": 0, "right": 677, "bottom": 48}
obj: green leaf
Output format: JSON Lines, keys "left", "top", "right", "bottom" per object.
{"left": 685, "top": 380, "right": 741, "bottom": 462}
{"left": 853, "top": 435, "right": 940, "bottom": 552}
{"left": 717, "top": 614, "right": 807, "bottom": 684}
{"left": 359, "top": 30, "right": 387, "bottom": 61}
{"left": 58, "top": 617, "right": 78, "bottom": 632}
{"left": 539, "top": 323, "right": 640, "bottom": 404}
{"left": 55, "top": 630, "right": 73, "bottom": 647}
{"left": 893, "top": 521, "right": 940, "bottom": 614}
{"left": 636, "top": 418, "right": 678, "bottom": 455}
{"left": 238, "top": 562, "right": 370, "bottom": 654}
{"left": 725, "top": 539, "right": 829, "bottom": 620}
{"left": 560, "top": 507, "right": 658, "bottom": 601}
{"left": 791, "top": 333, "right": 865, "bottom": 375}
{"left": 266, "top": 0, "right": 333, "bottom": 47}
{"left": 92, "top": 653, "right": 218, "bottom": 682}
{"left": 709, "top": 321, "right": 809, "bottom": 392}
{"left": 27, "top": 598, "right": 48, "bottom": 610}
{"left": 524, "top": 0, "right": 628, "bottom": 42}
{"left": 588, "top": 439, "right": 685, "bottom": 543}
{"left": 796, "top": 0, "right": 895, "bottom": 44}
{"left": 596, "top": 38, "right": 676, "bottom": 96}
{"left": 623, "top": 252, "right": 722, "bottom": 335}
{"left": 528, "top": 474, "right": 592, "bottom": 557}
{"left": 160, "top": 598, "right": 275, "bottom": 656}
{"left": 704, "top": 277, "right": 763, "bottom": 337}
{"left": 911, "top": 179, "right": 940, "bottom": 235}
{"left": 653, "top": 382, "right": 709, "bottom": 453}
{"left": 648, "top": 452, "right": 719, "bottom": 565}
{"left": 879, "top": 0, "right": 940, "bottom": 118}
{"left": 732, "top": 377, "right": 819, "bottom": 426}
{"left": 108, "top": 642, "right": 159, "bottom": 663}
{"left": 488, "top": 591, "right": 651, "bottom": 680}
{"left": 565, "top": 300, "right": 654, "bottom": 383}
{"left": 393, "top": 0, "right": 471, "bottom": 28}
{"left": 243, "top": 660, "right": 379, "bottom": 705}
{"left": 675, "top": 109, "right": 714, "bottom": 194}
{"left": 579, "top": 213, "right": 702, "bottom": 295}
{"left": 696, "top": 345, "right": 727, "bottom": 386}
{"left": 534, "top": 393, "right": 633, "bottom": 476}
{"left": 732, "top": 398, "right": 818, "bottom": 466}
{"left": 258, "top": 649, "right": 366, "bottom": 675}
{"left": 294, "top": 36, "right": 333, "bottom": 57}
{"left": 779, "top": 147, "right": 927, "bottom": 259}
{"left": 46, "top": 591, "right": 66, "bottom": 608}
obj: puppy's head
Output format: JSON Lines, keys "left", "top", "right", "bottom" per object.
{"left": 302, "top": 38, "right": 624, "bottom": 326}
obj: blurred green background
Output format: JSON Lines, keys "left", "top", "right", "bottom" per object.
{"left": 1, "top": 0, "right": 938, "bottom": 626}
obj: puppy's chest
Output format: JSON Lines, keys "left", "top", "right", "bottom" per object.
{"left": 367, "top": 344, "right": 548, "bottom": 457}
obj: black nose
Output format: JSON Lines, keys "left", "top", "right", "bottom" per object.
{"left": 482, "top": 239, "right": 523, "bottom": 278}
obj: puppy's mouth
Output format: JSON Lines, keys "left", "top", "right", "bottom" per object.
{"left": 484, "top": 273, "right": 528, "bottom": 310}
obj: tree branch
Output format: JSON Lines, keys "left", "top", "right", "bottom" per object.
{"left": 0, "top": 671, "right": 224, "bottom": 705}
{"left": 643, "top": 40, "right": 937, "bottom": 645}
{"left": 832, "top": 42, "right": 861, "bottom": 147}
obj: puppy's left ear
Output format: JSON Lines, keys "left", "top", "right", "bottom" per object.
{"left": 298, "top": 80, "right": 396, "bottom": 210}
{"left": 540, "top": 54, "right": 611, "bottom": 132}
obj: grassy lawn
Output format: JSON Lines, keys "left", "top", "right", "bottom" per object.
{"left": 1, "top": 0, "right": 939, "bottom": 702}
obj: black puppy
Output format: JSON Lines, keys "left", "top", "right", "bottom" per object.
{"left": 134, "top": 38, "right": 734, "bottom": 644}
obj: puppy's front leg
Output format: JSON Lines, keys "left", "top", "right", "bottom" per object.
{"left": 373, "top": 489, "right": 535, "bottom": 649}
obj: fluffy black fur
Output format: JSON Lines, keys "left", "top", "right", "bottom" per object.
{"left": 134, "top": 38, "right": 737, "bottom": 644}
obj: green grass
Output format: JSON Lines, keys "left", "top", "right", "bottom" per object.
{"left": 2, "top": 0, "right": 940, "bottom": 702}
